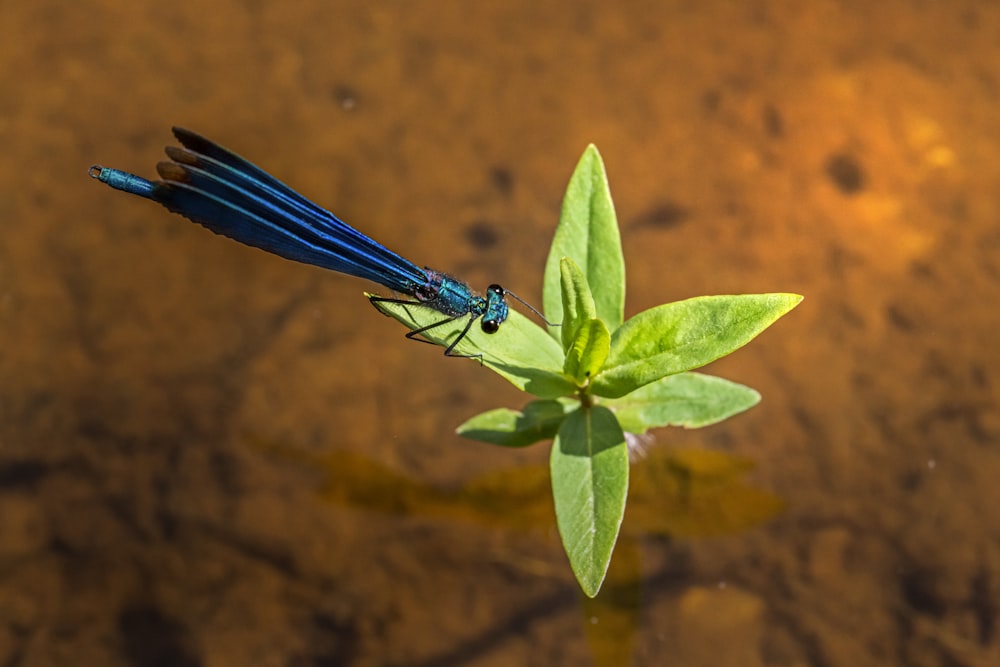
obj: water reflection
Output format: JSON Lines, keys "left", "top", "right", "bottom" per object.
{"left": 256, "top": 436, "right": 783, "bottom": 666}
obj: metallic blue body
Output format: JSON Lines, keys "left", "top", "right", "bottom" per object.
{"left": 90, "top": 128, "right": 509, "bottom": 354}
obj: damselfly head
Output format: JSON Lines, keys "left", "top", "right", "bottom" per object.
{"left": 481, "top": 284, "right": 509, "bottom": 334}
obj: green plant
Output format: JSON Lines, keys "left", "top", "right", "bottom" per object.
{"left": 370, "top": 145, "right": 801, "bottom": 596}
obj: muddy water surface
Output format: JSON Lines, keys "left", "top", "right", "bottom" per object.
{"left": 2, "top": 2, "right": 998, "bottom": 666}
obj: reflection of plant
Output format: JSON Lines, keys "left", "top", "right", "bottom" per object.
{"left": 372, "top": 146, "right": 801, "bottom": 596}
{"left": 256, "top": 437, "right": 784, "bottom": 667}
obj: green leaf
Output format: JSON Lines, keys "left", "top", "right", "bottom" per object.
{"left": 369, "top": 296, "right": 575, "bottom": 398}
{"left": 593, "top": 293, "right": 803, "bottom": 398}
{"left": 456, "top": 400, "right": 574, "bottom": 447}
{"left": 551, "top": 406, "right": 629, "bottom": 597}
{"left": 559, "top": 257, "right": 598, "bottom": 351}
{"left": 564, "top": 318, "right": 611, "bottom": 386}
{"left": 543, "top": 145, "right": 625, "bottom": 338}
{"left": 606, "top": 372, "right": 761, "bottom": 434}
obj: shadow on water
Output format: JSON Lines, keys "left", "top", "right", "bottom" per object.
{"left": 253, "top": 436, "right": 783, "bottom": 666}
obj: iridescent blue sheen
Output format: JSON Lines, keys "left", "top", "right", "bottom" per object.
{"left": 90, "top": 128, "right": 511, "bottom": 356}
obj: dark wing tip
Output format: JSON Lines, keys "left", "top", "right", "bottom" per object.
{"left": 156, "top": 161, "right": 191, "bottom": 183}
{"left": 171, "top": 127, "right": 214, "bottom": 154}
{"left": 164, "top": 145, "right": 200, "bottom": 166}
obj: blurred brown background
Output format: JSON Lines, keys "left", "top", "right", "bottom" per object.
{"left": 2, "top": 2, "right": 998, "bottom": 666}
